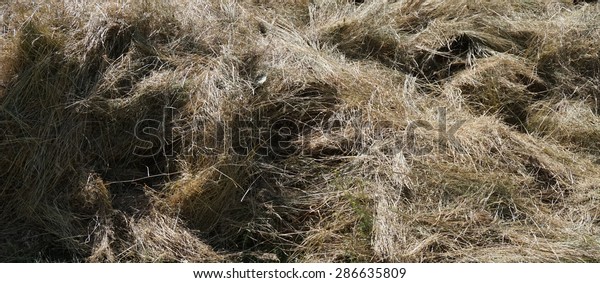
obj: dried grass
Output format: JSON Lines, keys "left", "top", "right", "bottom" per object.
{"left": 0, "top": 0, "right": 599, "bottom": 262}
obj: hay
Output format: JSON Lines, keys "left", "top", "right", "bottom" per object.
{"left": 1, "top": 0, "right": 599, "bottom": 262}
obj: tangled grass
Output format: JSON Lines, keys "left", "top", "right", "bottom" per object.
{"left": 0, "top": 0, "right": 599, "bottom": 262}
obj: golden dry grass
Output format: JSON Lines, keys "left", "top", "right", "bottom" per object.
{"left": 0, "top": 0, "right": 599, "bottom": 262}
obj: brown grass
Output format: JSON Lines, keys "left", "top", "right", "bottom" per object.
{"left": 0, "top": 0, "right": 599, "bottom": 262}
